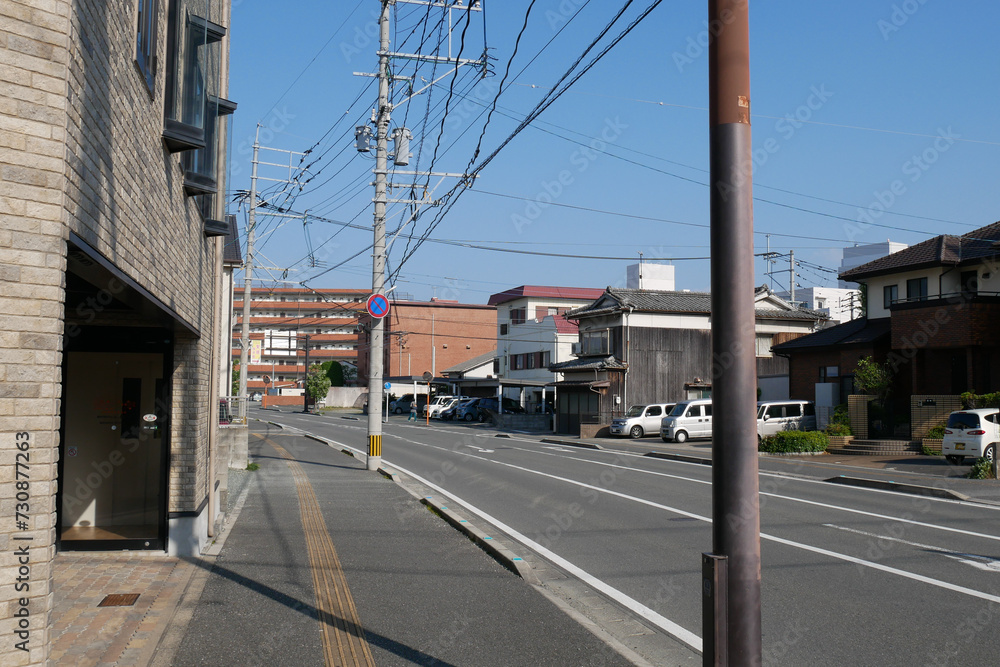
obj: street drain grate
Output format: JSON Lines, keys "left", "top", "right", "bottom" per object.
{"left": 98, "top": 594, "right": 140, "bottom": 607}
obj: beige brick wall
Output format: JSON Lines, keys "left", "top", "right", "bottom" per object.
{"left": 1, "top": 0, "right": 231, "bottom": 662}
{"left": 1, "top": 0, "right": 73, "bottom": 662}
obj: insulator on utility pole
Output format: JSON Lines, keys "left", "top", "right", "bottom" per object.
{"left": 355, "top": 125, "right": 373, "bottom": 153}
{"left": 391, "top": 127, "right": 412, "bottom": 166}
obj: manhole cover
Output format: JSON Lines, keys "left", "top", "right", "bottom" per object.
{"left": 98, "top": 594, "right": 140, "bottom": 607}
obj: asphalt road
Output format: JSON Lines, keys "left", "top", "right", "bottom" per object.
{"left": 258, "top": 408, "right": 1000, "bottom": 666}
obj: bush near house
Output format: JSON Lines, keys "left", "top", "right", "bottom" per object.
{"left": 960, "top": 391, "right": 1000, "bottom": 409}
{"left": 759, "top": 431, "right": 829, "bottom": 454}
{"left": 926, "top": 424, "right": 946, "bottom": 439}
{"left": 824, "top": 404, "right": 853, "bottom": 436}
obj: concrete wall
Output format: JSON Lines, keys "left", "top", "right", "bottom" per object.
{"left": 496, "top": 413, "right": 552, "bottom": 432}
{"left": 325, "top": 386, "right": 366, "bottom": 408}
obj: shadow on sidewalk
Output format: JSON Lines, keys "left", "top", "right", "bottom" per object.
{"left": 180, "top": 556, "right": 458, "bottom": 667}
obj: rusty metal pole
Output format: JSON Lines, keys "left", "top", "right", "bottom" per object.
{"left": 706, "top": 1, "right": 762, "bottom": 665}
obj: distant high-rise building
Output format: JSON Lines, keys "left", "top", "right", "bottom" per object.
{"left": 839, "top": 241, "right": 908, "bottom": 287}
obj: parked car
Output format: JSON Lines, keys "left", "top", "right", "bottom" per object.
{"left": 390, "top": 394, "right": 427, "bottom": 414}
{"left": 610, "top": 403, "right": 676, "bottom": 439}
{"left": 430, "top": 397, "right": 463, "bottom": 419}
{"left": 441, "top": 398, "right": 484, "bottom": 421}
{"left": 942, "top": 408, "right": 1000, "bottom": 465}
{"left": 756, "top": 400, "right": 816, "bottom": 441}
{"left": 660, "top": 399, "right": 713, "bottom": 443}
{"left": 476, "top": 397, "right": 526, "bottom": 422}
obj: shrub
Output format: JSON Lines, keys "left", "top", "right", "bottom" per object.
{"left": 921, "top": 445, "right": 941, "bottom": 457}
{"left": 967, "top": 457, "right": 995, "bottom": 480}
{"left": 759, "top": 431, "right": 829, "bottom": 454}
{"left": 825, "top": 422, "right": 853, "bottom": 436}
{"left": 961, "top": 391, "right": 1000, "bottom": 409}
{"left": 925, "top": 424, "right": 946, "bottom": 439}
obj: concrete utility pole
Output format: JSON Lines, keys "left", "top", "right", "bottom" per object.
{"left": 365, "top": 0, "right": 392, "bottom": 471}
{"left": 789, "top": 248, "right": 796, "bottom": 305}
{"left": 705, "top": 1, "right": 762, "bottom": 665}
{"left": 237, "top": 126, "right": 260, "bottom": 423}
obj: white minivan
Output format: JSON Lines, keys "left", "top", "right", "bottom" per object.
{"left": 756, "top": 400, "right": 816, "bottom": 440}
{"left": 610, "top": 403, "right": 676, "bottom": 439}
{"left": 941, "top": 408, "right": 1000, "bottom": 465}
{"left": 660, "top": 399, "right": 713, "bottom": 443}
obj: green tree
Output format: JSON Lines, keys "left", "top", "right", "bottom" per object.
{"left": 342, "top": 364, "right": 358, "bottom": 385}
{"left": 854, "top": 356, "right": 892, "bottom": 404}
{"left": 305, "top": 363, "right": 332, "bottom": 402}
{"left": 231, "top": 361, "right": 240, "bottom": 396}
{"left": 321, "top": 360, "right": 344, "bottom": 387}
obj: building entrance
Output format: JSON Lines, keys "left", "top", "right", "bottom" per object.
{"left": 59, "top": 350, "right": 169, "bottom": 550}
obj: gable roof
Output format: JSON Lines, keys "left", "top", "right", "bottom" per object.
{"left": 488, "top": 285, "right": 605, "bottom": 306}
{"left": 771, "top": 317, "right": 890, "bottom": 352}
{"left": 566, "top": 286, "right": 828, "bottom": 322}
{"left": 442, "top": 350, "right": 496, "bottom": 375}
{"left": 839, "top": 220, "right": 1000, "bottom": 282}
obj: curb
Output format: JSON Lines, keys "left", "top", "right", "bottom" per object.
{"left": 643, "top": 451, "right": 712, "bottom": 466}
{"left": 540, "top": 438, "right": 601, "bottom": 450}
{"left": 419, "top": 494, "right": 540, "bottom": 585}
{"left": 825, "top": 475, "right": 970, "bottom": 501}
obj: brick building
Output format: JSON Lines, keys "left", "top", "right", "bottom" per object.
{"left": 232, "top": 286, "right": 368, "bottom": 393}
{"left": 356, "top": 299, "right": 497, "bottom": 383}
{"left": 1, "top": 1, "right": 235, "bottom": 663}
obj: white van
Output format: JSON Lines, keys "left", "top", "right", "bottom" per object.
{"left": 610, "top": 403, "right": 676, "bottom": 439}
{"left": 756, "top": 400, "right": 816, "bottom": 440}
{"left": 660, "top": 399, "right": 713, "bottom": 443}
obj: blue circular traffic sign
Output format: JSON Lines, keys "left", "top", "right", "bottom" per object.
{"left": 367, "top": 293, "right": 390, "bottom": 319}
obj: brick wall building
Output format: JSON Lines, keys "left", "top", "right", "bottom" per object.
{"left": 1, "top": 1, "right": 234, "bottom": 663}
{"left": 356, "top": 299, "right": 497, "bottom": 383}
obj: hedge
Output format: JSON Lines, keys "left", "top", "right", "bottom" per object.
{"left": 759, "top": 430, "right": 829, "bottom": 454}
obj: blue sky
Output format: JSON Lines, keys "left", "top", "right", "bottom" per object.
{"left": 226, "top": 1, "right": 999, "bottom": 303}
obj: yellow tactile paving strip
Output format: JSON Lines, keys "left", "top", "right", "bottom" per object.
{"left": 260, "top": 434, "right": 376, "bottom": 667}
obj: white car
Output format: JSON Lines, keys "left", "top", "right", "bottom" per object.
{"left": 660, "top": 399, "right": 713, "bottom": 443}
{"left": 756, "top": 400, "right": 816, "bottom": 441}
{"left": 610, "top": 403, "right": 675, "bottom": 439}
{"left": 942, "top": 408, "right": 999, "bottom": 465}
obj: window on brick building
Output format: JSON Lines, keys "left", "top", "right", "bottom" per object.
{"left": 136, "top": 0, "right": 159, "bottom": 92}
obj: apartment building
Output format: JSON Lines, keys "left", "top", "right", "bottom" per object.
{"left": 1, "top": 0, "right": 235, "bottom": 663}
{"left": 233, "top": 287, "right": 369, "bottom": 392}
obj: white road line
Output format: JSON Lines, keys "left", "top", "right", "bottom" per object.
{"left": 485, "top": 442, "right": 1000, "bottom": 544}
{"left": 824, "top": 524, "right": 1000, "bottom": 573}
{"left": 274, "top": 422, "right": 1000, "bottom": 619}
{"left": 378, "top": 458, "right": 704, "bottom": 652}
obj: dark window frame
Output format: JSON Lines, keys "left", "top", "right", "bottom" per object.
{"left": 883, "top": 284, "right": 898, "bottom": 309}
{"left": 135, "top": 0, "right": 159, "bottom": 92}
{"left": 906, "top": 277, "right": 928, "bottom": 302}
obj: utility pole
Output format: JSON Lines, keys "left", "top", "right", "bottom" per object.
{"left": 365, "top": 0, "right": 392, "bottom": 471}
{"left": 302, "top": 333, "right": 311, "bottom": 413}
{"left": 357, "top": 0, "right": 486, "bottom": 470}
{"left": 237, "top": 125, "right": 260, "bottom": 423}
{"left": 705, "top": 1, "right": 761, "bottom": 665}
{"left": 789, "top": 248, "right": 796, "bottom": 306}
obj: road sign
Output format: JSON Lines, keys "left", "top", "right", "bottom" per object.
{"left": 384, "top": 382, "right": 391, "bottom": 390}
{"left": 366, "top": 293, "right": 390, "bottom": 319}
{"left": 422, "top": 371, "right": 433, "bottom": 382}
